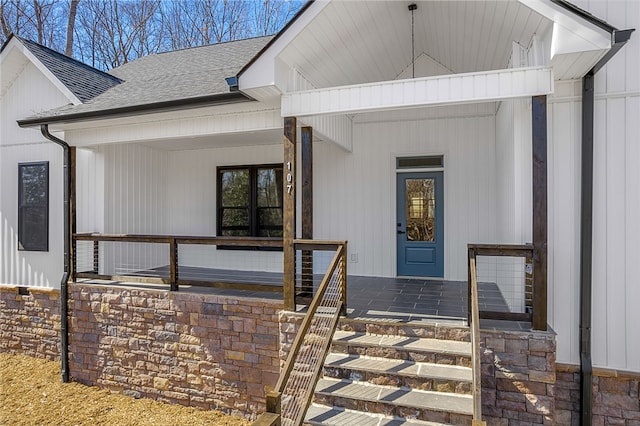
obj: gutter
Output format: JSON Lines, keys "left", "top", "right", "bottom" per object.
{"left": 18, "top": 92, "right": 252, "bottom": 127}
{"left": 40, "top": 125, "right": 71, "bottom": 384}
{"left": 579, "top": 28, "right": 633, "bottom": 426}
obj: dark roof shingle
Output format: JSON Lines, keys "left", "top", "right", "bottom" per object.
{"left": 27, "top": 36, "right": 273, "bottom": 121}
{"left": 17, "top": 36, "right": 122, "bottom": 103}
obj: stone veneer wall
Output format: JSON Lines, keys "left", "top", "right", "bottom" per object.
{"left": 0, "top": 285, "right": 61, "bottom": 360}
{"left": 68, "top": 284, "right": 283, "bottom": 417}
{"left": 3, "top": 283, "right": 639, "bottom": 424}
{"left": 556, "top": 364, "right": 640, "bottom": 426}
{"left": 480, "top": 329, "right": 556, "bottom": 425}
{"left": 0, "top": 283, "right": 283, "bottom": 419}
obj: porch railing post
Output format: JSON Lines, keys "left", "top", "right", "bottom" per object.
{"left": 340, "top": 242, "right": 347, "bottom": 316}
{"left": 169, "top": 238, "right": 178, "bottom": 291}
{"left": 532, "top": 95, "right": 548, "bottom": 331}
{"left": 283, "top": 117, "right": 297, "bottom": 310}
{"left": 467, "top": 247, "right": 474, "bottom": 326}
{"left": 301, "top": 126, "right": 313, "bottom": 298}
{"left": 70, "top": 147, "right": 77, "bottom": 282}
{"left": 92, "top": 240, "right": 99, "bottom": 274}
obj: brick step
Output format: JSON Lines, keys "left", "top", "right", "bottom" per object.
{"left": 331, "top": 331, "right": 472, "bottom": 367}
{"left": 305, "top": 403, "right": 453, "bottom": 426}
{"left": 312, "top": 377, "right": 473, "bottom": 425}
{"left": 323, "top": 353, "right": 472, "bottom": 394}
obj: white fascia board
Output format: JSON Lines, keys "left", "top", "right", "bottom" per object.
{"left": 1, "top": 38, "right": 81, "bottom": 105}
{"left": 238, "top": 0, "right": 330, "bottom": 93}
{"left": 519, "top": 0, "right": 611, "bottom": 56}
{"left": 282, "top": 67, "right": 554, "bottom": 117}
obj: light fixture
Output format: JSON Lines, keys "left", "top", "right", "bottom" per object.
{"left": 408, "top": 3, "right": 417, "bottom": 79}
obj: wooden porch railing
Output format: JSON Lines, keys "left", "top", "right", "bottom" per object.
{"left": 73, "top": 233, "right": 284, "bottom": 292}
{"left": 254, "top": 241, "right": 347, "bottom": 426}
{"left": 467, "top": 244, "right": 537, "bottom": 325}
{"left": 468, "top": 248, "right": 486, "bottom": 426}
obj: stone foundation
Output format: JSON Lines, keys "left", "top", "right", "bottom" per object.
{"left": 480, "top": 329, "right": 556, "bottom": 425}
{"left": 2, "top": 283, "right": 639, "bottom": 423}
{"left": 556, "top": 364, "right": 640, "bottom": 426}
{"left": 68, "top": 284, "right": 282, "bottom": 417}
{"left": 0, "top": 283, "right": 283, "bottom": 419}
{"left": 0, "top": 285, "right": 61, "bottom": 360}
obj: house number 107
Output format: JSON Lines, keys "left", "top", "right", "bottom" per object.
{"left": 286, "top": 161, "right": 293, "bottom": 194}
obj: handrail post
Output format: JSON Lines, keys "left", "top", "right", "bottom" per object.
{"left": 468, "top": 245, "right": 486, "bottom": 426}
{"left": 71, "top": 235, "right": 77, "bottom": 282}
{"left": 467, "top": 247, "right": 473, "bottom": 326}
{"left": 169, "top": 238, "right": 178, "bottom": 291}
{"left": 340, "top": 243, "right": 347, "bottom": 316}
{"left": 266, "top": 391, "right": 281, "bottom": 416}
{"left": 93, "top": 240, "right": 99, "bottom": 274}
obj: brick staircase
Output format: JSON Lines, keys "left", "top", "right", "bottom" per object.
{"left": 304, "top": 321, "right": 475, "bottom": 426}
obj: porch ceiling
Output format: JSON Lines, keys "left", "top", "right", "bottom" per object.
{"left": 136, "top": 128, "right": 287, "bottom": 151}
{"left": 278, "top": 1, "right": 552, "bottom": 89}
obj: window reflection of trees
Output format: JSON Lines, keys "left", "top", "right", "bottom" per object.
{"left": 406, "top": 178, "right": 435, "bottom": 242}
{"left": 218, "top": 165, "right": 283, "bottom": 238}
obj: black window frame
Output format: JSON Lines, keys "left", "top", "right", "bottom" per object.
{"left": 216, "top": 163, "right": 284, "bottom": 248}
{"left": 18, "top": 161, "right": 49, "bottom": 252}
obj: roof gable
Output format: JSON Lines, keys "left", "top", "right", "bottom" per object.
{"left": 1, "top": 35, "right": 122, "bottom": 103}
{"left": 239, "top": 0, "right": 616, "bottom": 99}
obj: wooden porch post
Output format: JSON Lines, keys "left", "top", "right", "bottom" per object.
{"left": 301, "top": 126, "right": 313, "bottom": 297}
{"left": 283, "top": 117, "right": 297, "bottom": 310}
{"left": 70, "top": 146, "right": 77, "bottom": 282}
{"left": 532, "top": 95, "right": 548, "bottom": 331}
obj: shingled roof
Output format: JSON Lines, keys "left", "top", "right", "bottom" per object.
{"left": 14, "top": 36, "right": 122, "bottom": 103}
{"left": 20, "top": 36, "right": 272, "bottom": 124}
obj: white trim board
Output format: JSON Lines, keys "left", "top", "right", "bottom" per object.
{"left": 282, "top": 67, "right": 554, "bottom": 117}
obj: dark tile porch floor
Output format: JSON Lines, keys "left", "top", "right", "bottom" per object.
{"left": 78, "top": 268, "right": 533, "bottom": 331}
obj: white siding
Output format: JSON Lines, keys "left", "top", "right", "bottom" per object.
{"left": 495, "top": 99, "right": 532, "bottom": 245}
{"left": 75, "top": 144, "right": 168, "bottom": 275}
{"left": 548, "top": 0, "right": 640, "bottom": 372}
{"left": 548, "top": 84, "right": 582, "bottom": 366}
{"left": 494, "top": 99, "right": 532, "bottom": 313}
{"left": 166, "top": 144, "right": 284, "bottom": 272}
{"left": 0, "top": 61, "right": 71, "bottom": 288}
{"left": 76, "top": 148, "right": 105, "bottom": 234}
{"left": 315, "top": 112, "right": 497, "bottom": 280}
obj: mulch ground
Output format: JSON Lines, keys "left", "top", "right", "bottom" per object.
{"left": 0, "top": 353, "right": 251, "bottom": 426}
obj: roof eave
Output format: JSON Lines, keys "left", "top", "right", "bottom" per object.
{"left": 237, "top": 0, "right": 315, "bottom": 77}
{"left": 17, "top": 91, "right": 254, "bottom": 128}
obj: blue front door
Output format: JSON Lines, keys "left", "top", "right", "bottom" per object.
{"left": 396, "top": 172, "right": 444, "bottom": 277}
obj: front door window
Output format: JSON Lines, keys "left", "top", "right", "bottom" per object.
{"left": 405, "top": 178, "right": 435, "bottom": 242}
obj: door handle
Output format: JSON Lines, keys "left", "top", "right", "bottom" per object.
{"left": 397, "top": 230, "right": 406, "bottom": 234}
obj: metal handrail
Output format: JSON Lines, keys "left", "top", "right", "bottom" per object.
{"left": 254, "top": 242, "right": 347, "bottom": 426}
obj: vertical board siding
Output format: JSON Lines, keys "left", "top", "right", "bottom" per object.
{"left": 314, "top": 112, "right": 497, "bottom": 281}
{"left": 548, "top": 95, "right": 581, "bottom": 365}
{"left": 75, "top": 148, "right": 104, "bottom": 233}
{"left": 0, "top": 61, "right": 72, "bottom": 288}
{"left": 166, "top": 144, "right": 284, "bottom": 272}
{"left": 494, "top": 99, "right": 534, "bottom": 313}
{"left": 605, "top": 97, "right": 627, "bottom": 369}
{"left": 552, "top": 0, "right": 640, "bottom": 372}
{"left": 624, "top": 95, "right": 640, "bottom": 372}
{"left": 591, "top": 97, "right": 608, "bottom": 367}
{"left": 89, "top": 144, "right": 168, "bottom": 274}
